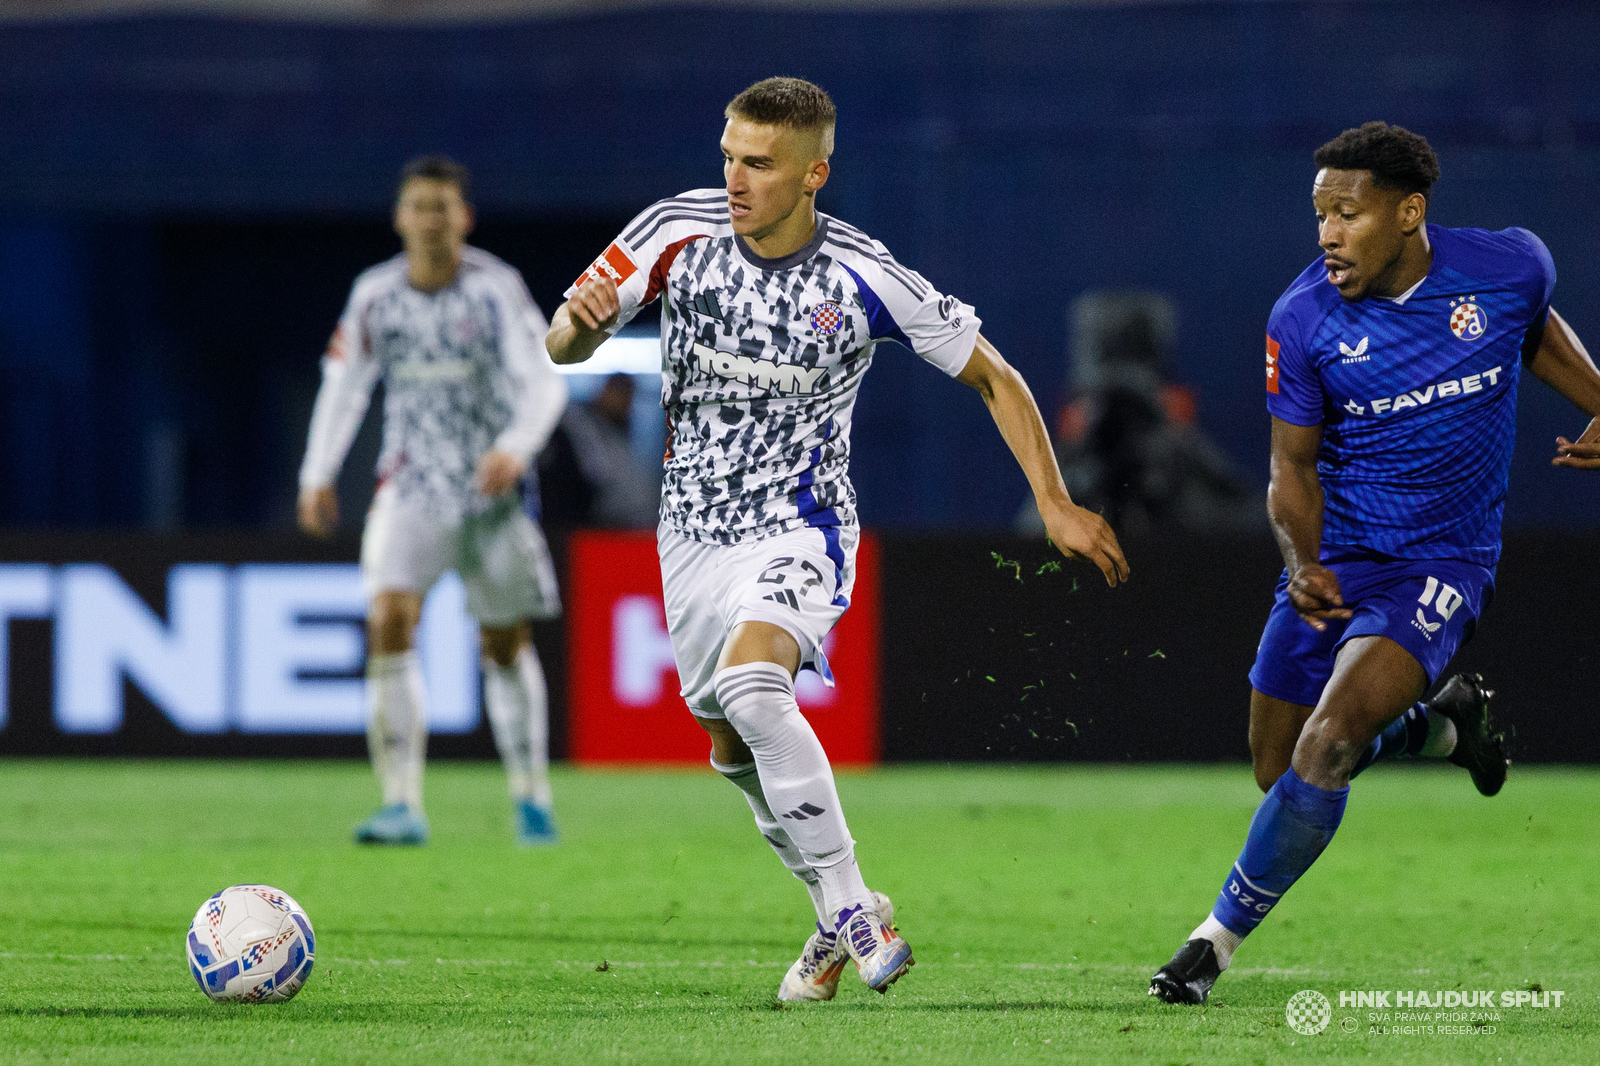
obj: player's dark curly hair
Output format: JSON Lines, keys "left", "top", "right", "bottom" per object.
{"left": 397, "top": 155, "right": 471, "bottom": 200}
{"left": 726, "top": 77, "right": 837, "bottom": 135}
{"left": 1314, "top": 121, "right": 1440, "bottom": 199}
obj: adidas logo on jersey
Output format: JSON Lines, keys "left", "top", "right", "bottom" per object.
{"left": 1344, "top": 365, "right": 1504, "bottom": 417}
{"left": 688, "top": 291, "right": 725, "bottom": 321}
{"left": 1339, "top": 336, "right": 1370, "bottom": 363}
{"left": 692, "top": 342, "right": 827, "bottom": 395}
{"left": 762, "top": 588, "right": 800, "bottom": 609}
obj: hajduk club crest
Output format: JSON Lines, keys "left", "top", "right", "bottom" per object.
{"left": 809, "top": 301, "right": 844, "bottom": 336}
{"left": 1449, "top": 297, "right": 1486, "bottom": 341}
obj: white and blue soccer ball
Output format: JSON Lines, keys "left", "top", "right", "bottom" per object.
{"left": 186, "top": 885, "right": 316, "bottom": 1003}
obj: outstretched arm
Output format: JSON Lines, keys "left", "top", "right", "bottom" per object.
{"left": 1525, "top": 308, "right": 1600, "bottom": 470}
{"left": 1267, "top": 416, "right": 1348, "bottom": 631}
{"left": 956, "top": 334, "right": 1129, "bottom": 587}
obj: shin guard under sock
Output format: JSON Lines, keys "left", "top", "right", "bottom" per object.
{"left": 713, "top": 756, "right": 828, "bottom": 924}
{"left": 1210, "top": 767, "right": 1347, "bottom": 939}
{"left": 715, "top": 662, "right": 873, "bottom": 923}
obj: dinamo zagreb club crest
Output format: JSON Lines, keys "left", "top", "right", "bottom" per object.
{"left": 1449, "top": 298, "right": 1486, "bottom": 341}
{"left": 809, "top": 301, "right": 844, "bottom": 336}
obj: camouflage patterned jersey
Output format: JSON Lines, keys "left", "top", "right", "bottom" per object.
{"left": 300, "top": 246, "right": 566, "bottom": 519}
{"left": 569, "top": 189, "right": 980, "bottom": 544}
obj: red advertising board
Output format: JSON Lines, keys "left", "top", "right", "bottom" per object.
{"left": 566, "top": 530, "right": 880, "bottom": 765}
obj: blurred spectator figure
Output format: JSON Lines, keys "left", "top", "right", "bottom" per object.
{"left": 1016, "top": 291, "right": 1263, "bottom": 537}
{"left": 538, "top": 373, "right": 661, "bottom": 527}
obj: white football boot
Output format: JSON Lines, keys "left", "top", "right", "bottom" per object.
{"left": 777, "top": 890, "right": 895, "bottom": 1002}
{"left": 837, "top": 891, "right": 913, "bottom": 993}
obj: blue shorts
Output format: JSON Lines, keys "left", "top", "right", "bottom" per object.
{"left": 1248, "top": 555, "right": 1495, "bottom": 708}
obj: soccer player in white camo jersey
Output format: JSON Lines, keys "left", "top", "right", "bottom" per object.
{"left": 299, "top": 157, "right": 569, "bottom": 847}
{"left": 548, "top": 78, "right": 1130, "bottom": 999}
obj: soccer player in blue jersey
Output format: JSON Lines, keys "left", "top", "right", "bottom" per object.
{"left": 1150, "top": 122, "right": 1600, "bottom": 1004}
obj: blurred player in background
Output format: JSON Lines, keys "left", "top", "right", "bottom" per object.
{"left": 547, "top": 77, "right": 1128, "bottom": 999}
{"left": 298, "top": 156, "right": 569, "bottom": 847}
{"left": 1152, "top": 123, "right": 1600, "bottom": 1004}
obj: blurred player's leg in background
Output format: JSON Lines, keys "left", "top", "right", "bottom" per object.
{"left": 483, "top": 622, "right": 558, "bottom": 845}
{"left": 360, "top": 590, "right": 431, "bottom": 845}
{"left": 353, "top": 486, "right": 455, "bottom": 845}
{"left": 468, "top": 497, "right": 564, "bottom": 844}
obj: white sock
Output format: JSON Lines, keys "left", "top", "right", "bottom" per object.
{"left": 1420, "top": 712, "right": 1458, "bottom": 758}
{"left": 366, "top": 651, "right": 427, "bottom": 810}
{"left": 711, "top": 756, "right": 828, "bottom": 925}
{"left": 484, "top": 646, "right": 553, "bottom": 808}
{"left": 714, "top": 662, "right": 873, "bottom": 925}
{"left": 1189, "top": 913, "right": 1244, "bottom": 970}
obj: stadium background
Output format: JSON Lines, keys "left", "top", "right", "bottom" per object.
{"left": 1, "top": 0, "right": 1597, "bottom": 765}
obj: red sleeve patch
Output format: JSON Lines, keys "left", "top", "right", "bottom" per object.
{"left": 1265, "top": 334, "right": 1281, "bottom": 394}
{"left": 643, "top": 235, "right": 707, "bottom": 307}
{"left": 573, "top": 242, "right": 639, "bottom": 290}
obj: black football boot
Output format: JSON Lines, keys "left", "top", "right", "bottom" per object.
{"left": 1428, "top": 673, "right": 1507, "bottom": 797}
{"left": 1149, "top": 938, "right": 1222, "bottom": 1005}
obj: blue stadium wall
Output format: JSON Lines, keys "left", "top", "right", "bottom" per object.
{"left": 2, "top": 1, "right": 1600, "bottom": 530}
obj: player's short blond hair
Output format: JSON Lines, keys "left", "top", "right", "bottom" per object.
{"left": 726, "top": 77, "right": 836, "bottom": 158}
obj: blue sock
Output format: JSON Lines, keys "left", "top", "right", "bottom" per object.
{"left": 1351, "top": 703, "right": 1430, "bottom": 777}
{"left": 1211, "top": 767, "right": 1348, "bottom": 937}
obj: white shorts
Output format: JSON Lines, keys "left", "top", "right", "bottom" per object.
{"left": 361, "top": 483, "right": 561, "bottom": 627}
{"left": 658, "top": 522, "right": 856, "bottom": 719}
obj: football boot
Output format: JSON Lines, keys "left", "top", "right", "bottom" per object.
{"left": 777, "top": 890, "right": 895, "bottom": 1002}
{"left": 515, "top": 799, "right": 560, "bottom": 846}
{"left": 1429, "top": 672, "right": 1507, "bottom": 796}
{"left": 353, "top": 803, "right": 429, "bottom": 846}
{"left": 836, "top": 893, "right": 912, "bottom": 993}
{"left": 1149, "top": 937, "right": 1222, "bottom": 1004}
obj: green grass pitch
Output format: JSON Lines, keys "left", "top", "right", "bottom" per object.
{"left": 0, "top": 760, "right": 1594, "bottom": 1065}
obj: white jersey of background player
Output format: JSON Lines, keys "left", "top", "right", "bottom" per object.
{"left": 547, "top": 79, "right": 1129, "bottom": 1000}
{"left": 298, "top": 157, "right": 568, "bottom": 847}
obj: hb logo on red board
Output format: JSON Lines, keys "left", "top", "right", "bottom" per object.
{"left": 565, "top": 531, "right": 881, "bottom": 765}
{"left": 1265, "top": 335, "right": 1281, "bottom": 394}
{"left": 574, "top": 243, "right": 638, "bottom": 291}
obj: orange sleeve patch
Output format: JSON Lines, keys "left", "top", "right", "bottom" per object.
{"left": 1265, "top": 334, "right": 1281, "bottom": 394}
{"left": 573, "top": 242, "right": 639, "bottom": 290}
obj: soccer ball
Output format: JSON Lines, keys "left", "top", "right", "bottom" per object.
{"left": 186, "top": 885, "right": 316, "bottom": 1003}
